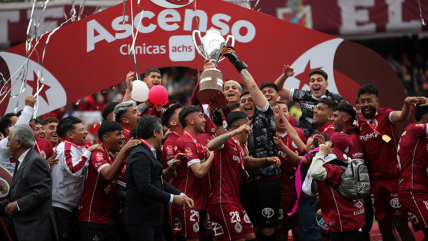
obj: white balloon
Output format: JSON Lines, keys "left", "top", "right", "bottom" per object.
{"left": 131, "top": 81, "right": 149, "bottom": 102}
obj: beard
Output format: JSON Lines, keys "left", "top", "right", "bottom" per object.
{"left": 362, "top": 106, "right": 377, "bottom": 119}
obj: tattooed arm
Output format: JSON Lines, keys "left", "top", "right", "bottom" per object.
{"left": 207, "top": 124, "right": 251, "bottom": 151}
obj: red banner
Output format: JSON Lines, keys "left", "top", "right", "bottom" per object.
{"left": 257, "top": 0, "right": 428, "bottom": 38}
{"left": 0, "top": 0, "right": 406, "bottom": 116}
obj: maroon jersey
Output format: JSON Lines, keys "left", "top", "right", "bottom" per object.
{"left": 204, "top": 113, "right": 217, "bottom": 137}
{"left": 174, "top": 133, "right": 212, "bottom": 211}
{"left": 162, "top": 132, "right": 181, "bottom": 185}
{"left": 142, "top": 101, "right": 169, "bottom": 117}
{"left": 318, "top": 124, "right": 335, "bottom": 137}
{"left": 208, "top": 138, "right": 247, "bottom": 205}
{"left": 317, "top": 163, "right": 365, "bottom": 232}
{"left": 78, "top": 149, "right": 116, "bottom": 224}
{"left": 359, "top": 107, "right": 399, "bottom": 180}
{"left": 343, "top": 126, "right": 365, "bottom": 162}
{"left": 277, "top": 127, "right": 307, "bottom": 194}
{"left": 34, "top": 136, "right": 54, "bottom": 159}
{"left": 117, "top": 128, "right": 130, "bottom": 188}
{"left": 397, "top": 123, "right": 428, "bottom": 192}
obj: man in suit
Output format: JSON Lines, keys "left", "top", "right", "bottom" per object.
{"left": 125, "top": 115, "right": 194, "bottom": 241}
{"left": 1, "top": 124, "right": 57, "bottom": 241}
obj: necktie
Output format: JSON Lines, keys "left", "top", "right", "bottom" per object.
{"left": 14, "top": 160, "right": 20, "bottom": 175}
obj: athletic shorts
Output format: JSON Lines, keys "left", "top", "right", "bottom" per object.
{"left": 240, "top": 178, "right": 282, "bottom": 228}
{"left": 207, "top": 203, "right": 254, "bottom": 241}
{"left": 172, "top": 209, "right": 211, "bottom": 240}
{"left": 167, "top": 204, "right": 175, "bottom": 231}
{"left": 370, "top": 177, "right": 408, "bottom": 220}
{"left": 78, "top": 221, "right": 118, "bottom": 241}
{"left": 277, "top": 193, "right": 299, "bottom": 233}
{"left": 398, "top": 190, "right": 428, "bottom": 231}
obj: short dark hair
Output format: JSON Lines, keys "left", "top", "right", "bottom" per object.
{"left": 98, "top": 121, "right": 123, "bottom": 142}
{"left": 136, "top": 115, "right": 162, "bottom": 139}
{"left": 0, "top": 113, "right": 17, "bottom": 137}
{"left": 240, "top": 90, "right": 250, "bottom": 99}
{"left": 358, "top": 84, "right": 379, "bottom": 97}
{"left": 16, "top": 110, "right": 23, "bottom": 117}
{"left": 226, "top": 111, "right": 248, "bottom": 128}
{"left": 259, "top": 82, "right": 278, "bottom": 93}
{"left": 309, "top": 69, "right": 328, "bottom": 81}
{"left": 34, "top": 119, "right": 42, "bottom": 125}
{"left": 102, "top": 102, "right": 120, "bottom": 120}
{"left": 415, "top": 104, "right": 428, "bottom": 122}
{"left": 335, "top": 103, "right": 356, "bottom": 124}
{"left": 312, "top": 131, "right": 330, "bottom": 147}
{"left": 319, "top": 99, "right": 338, "bottom": 112}
{"left": 161, "top": 104, "right": 182, "bottom": 128}
{"left": 178, "top": 105, "right": 202, "bottom": 128}
{"left": 271, "top": 101, "right": 287, "bottom": 108}
{"left": 229, "top": 103, "right": 240, "bottom": 110}
{"left": 42, "top": 117, "right": 59, "bottom": 126}
{"left": 144, "top": 68, "right": 161, "bottom": 78}
{"left": 129, "top": 127, "right": 137, "bottom": 139}
{"left": 57, "top": 116, "right": 82, "bottom": 139}
{"left": 355, "top": 98, "right": 359, "bottom": 105}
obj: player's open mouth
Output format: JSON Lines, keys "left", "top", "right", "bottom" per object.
{"left": 51, "top": 133, "right": 58, "bottom": 139}
{"left": 228, "top": 93, "right": 235, "bottom": 98}
{"left": 153, "top": 82, "right": 160, "bottom": 85}
{"left": 266, "top": 98, "right": 271, "bottom": 102}
{"left": 313, "top": 87, "right": 321, "bottom": 91}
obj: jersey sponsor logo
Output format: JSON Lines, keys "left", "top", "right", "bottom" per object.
{"left": 166, "top": 145, "right": 174, "bottom": 155}
{"left": 353, "top": 152, "right": 364, "bottom": 157}
{"left": 423, "top": 201, "right": 428, "bottom": 210}
{"left": 174, "top": 217, "right": 182, "bottom": 230}
{"left": 185, "top": 147, "right": 193, "bottom": 157}
{"left": 360, "top": 132, "right": 379, "bottom": 141}
{"left": 235, "top": 222, "right": 242, "bottom": 233}
{"left": 353, "top": 200, "right": 363, "bottom": 209}
{"left": 233, "top": 155, "right": 240, "bottom": 163}
{"left": 353, "top": 209, "right": 364, "bottom": 216}
{"left": 96, "top": 152, "right": 104, "bottom": 162}
{"left": 415, "top": 124, "right": 424, "bottom": 127}
{"left": 390, "top": 198, "right": 402, "bottom": 208}
{"left": 409, "top": 212, "right": 419, "bottom": 224}
{"left": 278, "top": 151, "right": 287, "bottom": 158}
{"left": 261, "top": 208, "right": 274, "bottom": 218}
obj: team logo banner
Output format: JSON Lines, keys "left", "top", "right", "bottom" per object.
{"left": 0, "top": 0, "right": 405, "bottom": 116}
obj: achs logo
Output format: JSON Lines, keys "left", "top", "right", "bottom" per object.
{"left": 151, "top": 0, "right": 194, "bottom": 8}
{"left": 0, "top": 52, "right": 67, "bottom": 116}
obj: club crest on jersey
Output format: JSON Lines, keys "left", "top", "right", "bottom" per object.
{"left": 0, "top": 177, "right": 9, "bottom": 198}
{"left": 185, "top": 147, "right": 193, "bottom": 157}
{"left": 96, "top": 152, "right": 104, "bottom": 162}
{"left": 166, "top": 145, "right": 173, "bottom": 155}
{"left": 390, "top": 198, "right": 402, "bottom": 208}
{"left": 235, "top": 222, "right": 242, "bottom": 233}
{"left": 233, "top": 155, "right": 240, "bottom": 163}
{"left": 193, "top": 222, "right": 200, "bottom": 233}
{"left": 353, "top": 201, "right": 363, "bottom": 209}
{"left": 261, "top": 208, "right": 274, "bottom": 218}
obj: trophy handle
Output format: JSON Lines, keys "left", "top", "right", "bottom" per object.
{"left": 192, "top": 30, "right": 206, "bottom": 59}
{"left": 218, "top": 35, "right": 235, "bottom": 63}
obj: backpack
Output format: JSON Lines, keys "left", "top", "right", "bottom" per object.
{"left": 328, "top": 159, "right": 370, "bottom": 200}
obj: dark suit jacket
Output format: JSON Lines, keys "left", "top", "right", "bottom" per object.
{"left": 125, "top": 143, "right": 181, "bottom": 226}
{"left": 0, "top": 148, "right": 57, "bottom": 241}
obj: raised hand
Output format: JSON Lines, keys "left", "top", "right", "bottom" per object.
{"left": 283, "top": 65, "right": 295, "bottom": 77}
{"left": 87, "top": 144, "right": 104, "bottom": 152}
{"left": 204, "top": 59, "right": 214, "bottom": 70}
{"left": 405, "top": 96, "right": 420, "bottom": 106}
{"left": 25, "top": 95, "right": 36, "bottom": 108}
{"left": 273, "top": 134, "right": 284, "bottom": 147}
{"left": 46, "top": 152, "right": 58, "bottom": 166}
{"left": 314, "top": 134, "right": 325, "bottom": 145}
{"left": 319, "top": 144, "right": 327, "bottom": 154}
{"left": 125, "top": 71, "right": 134, "bottom": 91}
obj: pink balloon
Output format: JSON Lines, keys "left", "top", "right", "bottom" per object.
{"left": 149, "top": 85, "right": 168, "bottom": 105}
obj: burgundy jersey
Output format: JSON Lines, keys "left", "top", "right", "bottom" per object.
{"left": 318, "top": 124, "right": 335, "bottom": 137}
{"left": 277, "top": 127, "right": 307, "bottom": 194}
{"left": 359, "top": 107, "right": 399, "bottom": 180}
{"left": 397, "top": 123, "right": 428, "bottom": 192}
{"left": 317, "top": 164, "right": 365, "bottom": 232}
{"left": 208, "top": 138, "right": 247, "bottom": 205}
{"left": 117, "top": 128, "right": 130, "bottom": 188}
{"left": 162, "top": 132, "right": 181, "bottom": 185}
{"left": 204, "top": 113, "right": 217, "bottom": 137}
{"left": 343, "top": 126, "right": 365, "bottom": 162}
{"left": 174, "top": 133, "right": 212, "bottom": 211}
{"left": 142, "top": 101, "right": 169, "bottom": 117}
{"left": 34, "top": 136, "right": 54, "bottom": 159}
{"left": 78, "top": 149, "right": 116, "bottom": 224}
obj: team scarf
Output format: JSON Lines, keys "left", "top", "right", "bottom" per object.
{"left": 365, "top": 111, "right": 383, "bottom": 135}
{"left": 182, "top": 130, "right": 206, "bottom": 154}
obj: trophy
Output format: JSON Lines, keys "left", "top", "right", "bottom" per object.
{"left": 192, "top": 27, "right": 235, "bottom": 104}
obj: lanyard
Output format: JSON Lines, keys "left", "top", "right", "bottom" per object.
{"left": 123, "top": 128, "right": 130, "bottom": 135}
{"left": 101, "top": 144, "right": 113, "bottom": 162}
{"left": 170, "top": 131, "right": 181, "bottom": 137}
{"left": 182, "top": 130, "right": 206, "bottom": 153}
{"left": 34, "top": 139, "right": 43, "bottom": 156}
{"left": 139, "top": 138, "right": 155, "bottom": 156}
{"left": 231, "top": 137, "right": 248, "bottom": 178}
{"left": 277, "top": 132, "right": 292, "bottom": 149}
{"left": 365, "top": 112, "right": 383, "bottom": 136}
{"left": 319, "top": 124, "right": 334, "bottom": 134}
